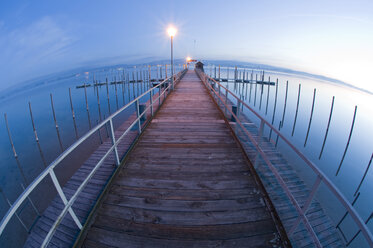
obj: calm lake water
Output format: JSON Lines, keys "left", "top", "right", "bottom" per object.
{"left": 0, "top": 64, "right": 181, "bottom": 218}
{"left": 205, "top": 65, "right": 373, "bottom": 246}
{"left": 0, "top": 63, "right": 372, "bottom": 247}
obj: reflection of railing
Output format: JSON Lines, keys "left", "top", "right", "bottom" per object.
{"left": 195, "top": 68, "right": 373, "bottom": 248}
{"left": 0, "top": 69, "right": 187, "bottom": 247}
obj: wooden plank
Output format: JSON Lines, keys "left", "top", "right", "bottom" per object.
{"left": 80, "top": 70, "right": 285, "bottom": 247}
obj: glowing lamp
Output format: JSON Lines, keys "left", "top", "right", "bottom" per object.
{"left": 167, "top": 27, "right": 177, "bottom": 37}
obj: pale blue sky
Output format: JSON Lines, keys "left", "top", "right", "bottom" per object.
{"left": 1, "top": 0, "right": 373, "bottom": 92}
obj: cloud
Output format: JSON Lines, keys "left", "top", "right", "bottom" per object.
{"left": 0, "top": 16, "right": 75, "bottom": 89}
{"left": 9, "top": 16, "right": 74, "bottom": 62}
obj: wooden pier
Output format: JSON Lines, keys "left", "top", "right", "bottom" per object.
{"left": 77, "top": 70, "right": 288, "bottom": 247}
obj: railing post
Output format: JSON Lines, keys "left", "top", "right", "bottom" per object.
{"left": 49, "top": 170, "right": 82, "bottom": 229}
{"left": 253, "top": 119, "right": 265, "bottom": 168}
{"left": 236, "top": 98, "right": 240, "bottom": 119}
{"left": 150, "top": 88, "right": 154, "bottom": 116}
{"left": 225, "top": 88, "right": 228, "bottom": 115}
{"left": 109, "top": 119, "right": 120, "bottom": 166}
{"left": 289, "top": 176, "right": 322, "bottom": 235}
{"left": 0, "top": 187, "right": 28, "bottom": 232}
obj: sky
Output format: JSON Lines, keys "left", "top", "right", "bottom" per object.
{"left": 1, "top": 0, "right": 373, "bottom": 92}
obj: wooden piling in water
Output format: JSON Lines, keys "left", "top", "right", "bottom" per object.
{"left": 319, "top": 96, "right": 335, "bottom": 159}
{"left": 68, "top": 88, "right": 79, "bottom": 140}
{"left": 84, "top": 83, "right": 92, "bottom": 130}
{"left": 280, "top": 81, "right": 288, "bottom": 128}
{"left": 291, "top": 84, "right": 301, "bottom": 136}
{"left": 27, "top": 102, "right": 47, "bottom": 168}
{"left": 4, "top": 113, "right": 28, "bottom": 185}
{"left": 106, "top": 78, "right": 111, "bottom": 115}
{"left": 304, "top": 89, "right": 316, "bottom": 147}
{"left": 268, "top": 79, "right": 279, "bottom": 141}
{"left": 50, "top": 93, "right": 64, "bottom": 152}
{"left": 336, "top": 105, "right": 357, "bottom": 175}
{"left": 96, "top": 84, "right": 102, "bottom": 122}
{"left": 265, "top": 76, "right": 271, "bottom": 115}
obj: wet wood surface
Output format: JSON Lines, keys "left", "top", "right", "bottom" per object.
{"left": 81, "top": 70, "right": 283, "bottom": 247}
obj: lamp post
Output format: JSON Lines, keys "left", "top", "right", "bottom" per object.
{"left": 167, "top": 27, "right": 177, "bottom": 90}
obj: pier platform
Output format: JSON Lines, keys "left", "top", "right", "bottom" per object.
{"left": 78, "top": 70, "right": 288, "bottom": 247}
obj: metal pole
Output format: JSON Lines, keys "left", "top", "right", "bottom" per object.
{"left": 96, "top": 83, "right": 102, "bottom": 122}
{"left": 115, "top": 79, "right": 119, "bottom": 110}
{"left": 150, "top": 88, "right": 154, "bottom": 116}
{"left": 304, "top": 88, "right": 316, "bottom": 147}
{"left": 268, "top": 79, "right": 279, "bottom": 141}
{"left": 336, "top": 106, "right": 357, "bottom": 176}
{"left": 136, "top": 99, "right": 141, "bottom": 134}
{"left": 336, "top": 192, "right": 360, "bottom": 231}
{"left": 0, "top": 187, "right": 28, "bottom": 232}
{"left": 4, "top": 114, "right": 28, "bottom": 184}
{"left": 259, "top": 80, "right": 264, "bottom": 110}
{"left": 156, "top": 66, "right": 159, "bottom": 81}
{"left": 84, "top": 83, "right": 92, "bottom": 130}
{"left": 249, "top": 72, "right": 253, "bottom": 103}
{"left": 171, "top": 36, "right": 174, "bottom": 90}
{"left": 97, "top": 120, "right": 103, "bottom": 144}
{"left": 346, "top": 212, "right": 373, "bottom": 246}
{"left": 126, "top": 73, "right": 131, "bottom": 102}
{"left": 265, "top": 77, "right": 271, "bottom": 115}
{"left": 121, "top": 74, "right": 125, "bottom": 105}
{"left": 291, "top": 84, "right": 302, "bottom": 136}
{"left": 109, "top": 119, "right": 120, "bottom": 166}
{"left": 254, "top": 74, "right": 257, "bottom": 106}
{"left": 106, "top": 78, "right": 111, "bottom": 115}
{"left": 280, "top": 81, "right": 289, "bottom": 128}
{"left": 275, "top": 121, "right": 282, "bottom": 147}
{"left": 354, "top": 153, "right": 372, "bottom": 196}
{"left": 28, "top": 103, "right": 47, "bottom": 168}
{"left": 50, "top": 94, "right": 64, "bottom": 152}
{"left": 69, "top": 88, "right": 79, "bottom": 140}
{"left": 49, "top": 170, "right": 82, "bottom": 229}
{"left": 319, "top": 96, "right": 335, "bottom": 159}
{"left": 136, "top": 70, "right": 139, "bottom": 95}
{"left": 20, "top": 183, "right": 40, "bottom": 216}
{"left": 253, "top": 120, "right": 265, "bottom": 168}
{"left": 225, "top": 88, "right": 228, "bottom": 116}
{"left": 289, "top": 176, "right": 322, "bottom": 235}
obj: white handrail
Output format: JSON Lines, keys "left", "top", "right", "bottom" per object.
{"left": 0, "top": 69, "right": 187, "bottom": 247}
{"left": 196, "top": 69, "right": 373, "bottom": 247}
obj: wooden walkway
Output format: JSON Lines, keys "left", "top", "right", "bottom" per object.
{"left": 79, "top": 70, "right": 286, "bottom": 247}
{"left": 209, "top": 80, "right": 345, "bottom": 247}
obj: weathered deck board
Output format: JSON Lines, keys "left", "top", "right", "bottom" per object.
{"left": 80, "top": 70, "right": 285, "bottom": 247}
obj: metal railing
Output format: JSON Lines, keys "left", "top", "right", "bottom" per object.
{"left": 195, "top": 69, "right": 373, "bottom": 248}
{"left": 0, "top": 69, "right": 187, "bottom": 247}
